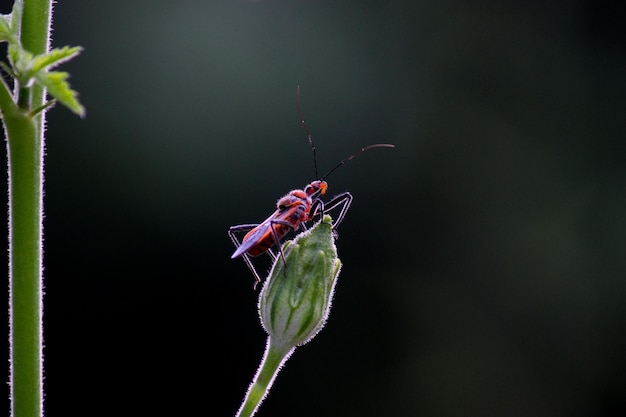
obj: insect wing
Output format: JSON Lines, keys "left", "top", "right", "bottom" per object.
{"left": 231, "top": 211, "right": 279, "bottom": 259}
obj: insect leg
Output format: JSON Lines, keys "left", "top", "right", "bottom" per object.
{"left": 267, "top": 218, "right": 300, "bottom": 276}
{"left": 228, "top": 224, "right": 268, "bottom": 288}
{"left": 311, "top": 192, "right": 353, "bottom": 229}
{"left": 229, "top": 223, "right": 262, "bottom": 235}
{"left": 323, "top": 192, "right": 353, "bottom": 229}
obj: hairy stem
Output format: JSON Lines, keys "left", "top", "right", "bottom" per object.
{"left": 5, "top": 1, "right": 52, "bottom": 417}
{"left": 20, "top": 0, "right": 51, "bottom": 112}
{"left": 236, "top": 339, "right": 294, "bottom": 417}
{"left": 6, "top": 106, "right": 43, "bottom": 417}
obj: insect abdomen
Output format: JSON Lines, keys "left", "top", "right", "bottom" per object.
{"left": 247, "top": 222, "right": 292, "bottom": 256}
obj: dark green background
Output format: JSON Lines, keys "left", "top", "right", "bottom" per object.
{"left": 1, "top": 0, "right": 625, "bottom": 416}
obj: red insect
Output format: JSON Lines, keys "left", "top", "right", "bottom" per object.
{"left": 229, "top": 86, "right": 394, "bottom": 287}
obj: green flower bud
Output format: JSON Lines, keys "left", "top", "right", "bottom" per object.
{"left": 236, "top": 215, "right": 342, "bottom": 417}
{"left": 259, "top": 215, "right": 341, "bottom": 347}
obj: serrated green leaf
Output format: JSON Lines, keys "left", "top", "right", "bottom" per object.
{"left": 34, "top": 71, "right": 85, "bottom": 117}
{"left": 31, "top": 46, "right": 83, "bottom": 72}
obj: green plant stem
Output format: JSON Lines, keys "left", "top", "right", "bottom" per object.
{"left": 20, "top": 0, "right": 51, "bottom": 112}
{"left": 6, "top": 105, "right": 42, "bottom": 417}
{"left": 236, "top": 339, "right": 294, "bottom": 417}
{"left": 4, "top": 1, "right": 51, "bottom": 417}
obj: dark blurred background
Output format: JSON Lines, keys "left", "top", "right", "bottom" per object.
{"left": 1, "top": 0, "right": 625, "bottom": 416}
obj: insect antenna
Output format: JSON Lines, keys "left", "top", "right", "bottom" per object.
{"left": 297, "top": 85, "right": 394, "bottom": 181}
{"left": 321, "top": 143, "right": 395, "bottom": 181}
{"left": 296, "top": 85, "right": 320, "bottom": 179}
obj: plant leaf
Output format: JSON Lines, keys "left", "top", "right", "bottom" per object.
{"left": 34, "top": 71, "right": 85, "bottom": 117}
{"left": 0, "top": 15, "right": 11, "bottom": 41}
{"left": 0, "top": 0, "right": 22, "bottom": 43}
{"left": 31, "top": 46, "right": 83, "bottom": 72}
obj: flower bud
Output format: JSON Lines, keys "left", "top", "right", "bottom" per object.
{"left": 259, "top": 215, "right": 341, "bottom": 347}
